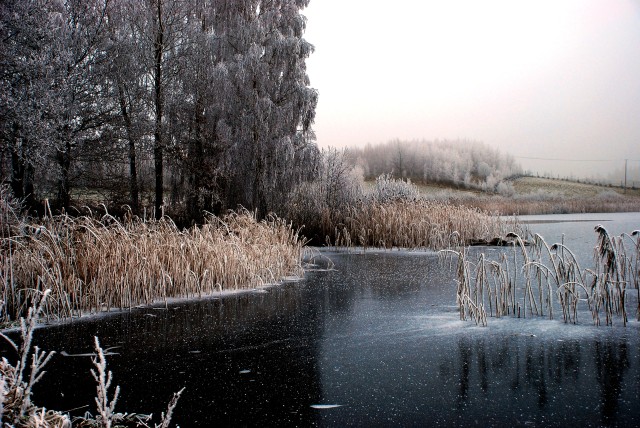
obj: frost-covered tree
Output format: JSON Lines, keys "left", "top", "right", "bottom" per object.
{"left": 0, "top": 0, "right": 59, "bottom": 206}
{"left": 162, "top": 1, "right": 232, "bottom": 220}
{"left": 476, "top": 161, "right": 491, "bottom": 180}
{"left": 105, "top": 0, "right": 151, "bottom": 214}
{"left": 350, "top": 139, "right": 522, "bottom": 192}
{"left": 1, "top": 0, "right": 115, "bottom": 209}
{"left": 131, "top": 0, "right": 190, "bottom": 218}
{"left": 1, "top": 0, "right": 318, "bottom": 219}
{"left": 216, "top": 0, "right": 318, "bottom": 215}
{"left": 54, "top": 0, "right": 115, "bottom": 209}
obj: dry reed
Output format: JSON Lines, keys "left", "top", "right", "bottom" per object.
{"left": 0, "top": 290, "right": 182, "bottom": 427}
{"left": 0, "top": 184, "right": 23, "bottom": 240}
{"left": 326, "top": 200, "right": 516, "bottom": 250}
{"left": 0, "top": 289, "right": 66, "bottom": 426}
{"left": 444, "top": 225, "right": 639, "bottom": 326}
{"left": 1, "top": 209, "right": 305, "bottom": 322}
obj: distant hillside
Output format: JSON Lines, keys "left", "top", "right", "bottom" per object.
{"left": 407, "top": 175, "right": 640, "bottom": 215}
{"left": 510, "top": 176, "right": 640, "bottom": 198}
{"left": 406, "top": 175, "right": 639, "bottom": 198}
{"left": 346, "top": 139, "right": 522, "bottom": 194}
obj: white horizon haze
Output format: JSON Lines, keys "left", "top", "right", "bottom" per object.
{"left": 303, "top": 0, "right": 640, "bottom": 182}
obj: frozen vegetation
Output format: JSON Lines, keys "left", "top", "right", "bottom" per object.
{"left": 346, "top": 139, "right": 522, "bottom": 194}
{"left": 444, "top": 226, "right": 640, "bottom": 327}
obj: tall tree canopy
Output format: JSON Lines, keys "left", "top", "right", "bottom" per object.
{"left": 0, "top": 0, "right": 318, "bottom": 220}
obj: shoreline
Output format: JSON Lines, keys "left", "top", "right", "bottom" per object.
{"left": 0, "top": 276, "right": 304, "bottom": 334}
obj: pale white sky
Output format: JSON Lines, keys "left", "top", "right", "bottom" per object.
{"left": 303, "top": 0, "right": 640, "bottom": 179}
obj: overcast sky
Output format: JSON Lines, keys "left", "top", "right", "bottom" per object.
{"left": 303, "top": 0, "right": 640, "bottom": 180}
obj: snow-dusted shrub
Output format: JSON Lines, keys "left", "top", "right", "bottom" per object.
{"left": 483, "top": 174, "right": 499, "bottom": 193}
{"left": 476, "top": 161, "right": 492, "bottom": 180}
{"left": 463, "top": 172, "right": 472, "bottom": 189}
{"left": 370, "top": 173, "right": 420, "bottom": 202}
{"left": 285, "top": 149, "right": 365, "bottom": 237}
{"left": 316, "top": 149, "right": 364, "bottom": 211}
{"left": 496, "top": 181, "right": 515, "bottom": 196}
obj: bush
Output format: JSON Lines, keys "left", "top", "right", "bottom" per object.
{"left": 370, "top": 174, "right": 419, "bottom": 202}
{"left": 496, "top": 181, "right": 515, "bottom": 196}
{"left": 284, "top": 149, "right": 364, "bottom": 242}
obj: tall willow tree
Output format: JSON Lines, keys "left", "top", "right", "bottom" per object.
{"left": 217, "top": 0, "right": 318, "bottom": 216}
{"left": 165, "top": 1, "right": 228, "bottom": 221}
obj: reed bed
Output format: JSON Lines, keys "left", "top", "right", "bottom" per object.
{"left": 0, "top": 210, "right": 305, "bottom": 322}
{"left": 442, "top": 226, "right": 640, "bottom": 326}
{"left": 328, "top": 200, "right": 517, "bottom": 250}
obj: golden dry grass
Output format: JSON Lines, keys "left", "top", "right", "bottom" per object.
{"left": 325, "top": 200, "right": 518, "bottom": 250}
{"left": 1, "top": 210, "right": 305, "bottom": 322}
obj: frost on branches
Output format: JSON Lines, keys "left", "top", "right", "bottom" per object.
{"left": 0, "top": 0, "right": 318, "bottom": 220}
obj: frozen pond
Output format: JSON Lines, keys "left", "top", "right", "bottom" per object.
{"left": 518, "top": 211, "right": 640, "bottom": 267}
{"left": 2, "top": 212, "right": 640, "bottom": 426}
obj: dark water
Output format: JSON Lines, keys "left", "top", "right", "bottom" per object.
{"left": 2, "top": 213, "right": 640, "bottom": 427}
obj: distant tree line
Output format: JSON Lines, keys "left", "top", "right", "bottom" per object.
{"left": 0, "top": 0, "right": 318, "bottom": 221}
{"left": 346, "top": 139, "right": 522, "bottom": 193}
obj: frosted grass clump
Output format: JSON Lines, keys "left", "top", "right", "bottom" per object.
{"left": 1, "top": 209, "right": 305, "bottom": 322}
{"left": 442, "top": 226, "right": 640, "bottom": 327}
{"left": 370, "top": 174, "right": 420, "bottom": 203}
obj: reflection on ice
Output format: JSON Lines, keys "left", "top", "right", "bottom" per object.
{"left": 438, "top": 334, "right": 635, "bottom": 426}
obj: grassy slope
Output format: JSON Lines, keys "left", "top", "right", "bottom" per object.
{"left": 366, "top": 176, "right": 640, "bottom": 215}
{"left": 509, "top": 176, "right": 640, "bottom": 198}
{"left": 409, "top": 176, "right": 640, "bottom": 199}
